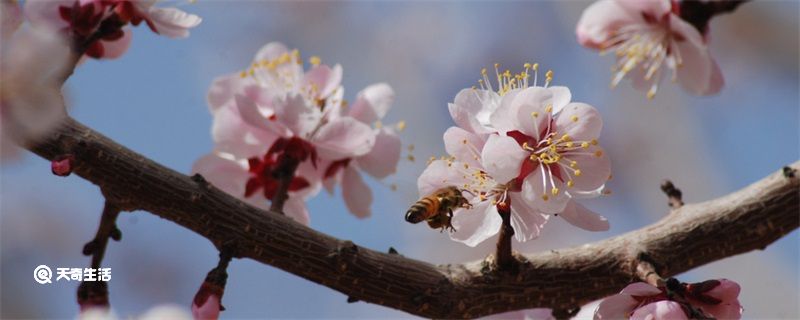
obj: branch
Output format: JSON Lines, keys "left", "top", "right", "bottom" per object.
{"left": 27, "top": 117, "right": 799, "bottom": 318}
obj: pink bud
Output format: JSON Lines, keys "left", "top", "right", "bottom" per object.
{"left": 77, "top": 281, "right": 109, "bottom": 313}
{"left": 192, "top": 281, "right": 224, "bottom": 320}
{"left": 51, "top": 154, "right": 75, "bottom": 176}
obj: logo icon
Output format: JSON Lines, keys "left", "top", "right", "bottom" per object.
{"left": 34, "top": 265, "right": 52, "bottom": 284}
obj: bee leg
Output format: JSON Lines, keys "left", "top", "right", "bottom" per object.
{"left": 447, "top": 209, "right": 457, "bottom": 232}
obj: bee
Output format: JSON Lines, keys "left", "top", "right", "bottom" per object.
{"left": 405, "top": 186, "right": 471, "bottom": 232}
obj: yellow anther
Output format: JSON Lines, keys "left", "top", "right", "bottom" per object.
{"left": 239, "top": 71, "right": 247, "bottom": 78}
{"left": 408, "top": 144, "right": 415, "bottom": 151}
{"left": 647, "top": 88, "right": 656, "bottom": 100}
{"left": 524, "top": 63, "right": 532, "bottom": 69}
{"left": 494, "top": 63, "right": 500, "bottom": 69}
{"left": 594, "top": 150, "right": 604, "bottom": 157}
{"left": 529, "top": 155, "right": 537, "bottom": 161}
{"left": 248, "top": 69, "right": 255, "bottom": 76}
{"left": 570, "top": 160, "right": 577, "bottom": 168}
{"left": 464, "top": 163, "right": 469, "bottom": 169}
{"left": 309, "top": 56, "right": 321, "bottom": 66}
{"left": 574, "top": 169, "right": 582, "bottom": 177}
{"left": 541, "top": 194, "right": 549, "bottom": 201}
{"left": 551, "top": 187, "right": 559, "bottom": 195}
{"left": 581, "top": 142, "right": 590, "bottom": 149}
{"left": 565, "top": 142, "right": 574, "bottom": 148}
{"left": 462, "top": 139, "right": 468, "bottom": 144}
{"left": 390, "top": 184, "right": 398, "bottom": 191}
{"left": 545, "top": 104, "right": 553, "bottom": 113}
{"left": 571, "top": 115, "right": 579, "bottom": 122}
{"left": 531, "top": 111, "right": 539, "bottom": 118}
{"left": 608, "top": 174, "right": 613, "bottom": 181}
{"left": 567, "top": 180, "right": 574, "bottom": 188}
{"left": 481, "top": 68, "right": 487, "bottom": 75}
{"left": 545, "top": 70, "right": 554, "bottom": 79}
{"left": 374, "top": 121, "right": 383, "bottom": 129}
{"left": 522, "top": 142, "right": 529, "bottom": 149}
{"left": 396, "top": 120, "right": 406, "bottom": 131}
{"left": 532, "top": 63, "right": 539, "bottom": 71}
{"left": 560, "top": 134, "right": 571, "bottom": 141}
{"left": 591, "top": 139, "right": 598, "bottom": 145}
{"left": 408, "top": 155, "right": 416, "bottom": 162}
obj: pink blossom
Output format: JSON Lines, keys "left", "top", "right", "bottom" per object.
{"left": 576, "top": 0, "right": 723, "bottom": 98}
{"left": 1, "top": 25, "right": 70, "bottom": 162}
{"left": 321, "top": 83, "right": 402, "bottom": 218}
{"left": 23, "top": 0, "right": 200, "bottom": 59}
{"left": 195, "top": 42, "right": 395, "bottom": 222}
{"left": 51, "top": 154, "right": 76, "bottom": 176}
{"left": 594, "top": 280, "right": 742, "bottom": 319}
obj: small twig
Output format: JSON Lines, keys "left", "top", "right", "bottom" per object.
{"left": 660, "top": 180, "right": 684, "bottom": 209}
{"left": 269, "top": 158, "right": 300, "bottom": 213}
{"left": 82, "top": 201, "right": 122, "bottom": 269}
{"left": 495, "top": 202, "right": 515, "bottom": 271}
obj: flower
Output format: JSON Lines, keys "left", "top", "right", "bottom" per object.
{"left": 192, "top": 280, "right": 224, "bottom": 320}
{"left": 488, "top": 308, "right": 555, "bottom": 320}
{"left": 576, "top": 0, "right": 723, "bottom": 98}
{"left": 194, "top": 42, "right": 396, "bottom": 223}
{"left": 594, "top": 280, "right": 742, "bottom": 319}
{"left": 321, "top": 83, "right": 402, "bottom": 218}
{"left": 1, "top": 17, "right": 71, "bottom": 162}
{"left": 24, "top": 0, "right": 200, "bottom": 59}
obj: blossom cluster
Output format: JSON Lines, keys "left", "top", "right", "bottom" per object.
{"left": 417, "top": 64, "right": 612, "bottom": 247}
{"left": 595, "top": 279, "right": 742, "bottom": 319}
{"left": 193, "top": 42, "right": 402, "bottom": 224}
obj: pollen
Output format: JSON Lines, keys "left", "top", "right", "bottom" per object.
{"left": 567, "top": 180, "right": 574, "bottom": 188}
{"left": 531, "top": 111, "right": 539, "bottom": 118}
{"left": 374, "top": 121, "right": 383, "bottom": 129}
{"left": 541, "top": 194, "right": 549, "bottom": 201}
{"left": 594, "top": 150, "right": 604, "bottom": 157}
{"left": 574, "top": 169, "right": 582, "bottom": 177}
{"left": 309, "top": 56, "right": 321, "bottom": 66}
{"left": 591, "top": 139, "right": 598, "bottom": 145}
{"left": 408, "top": 155, "right": 415, "bottom": 162}
{"left": 565, "top": 142, "right": 574, "bottom": 148}
{"left": 545, "top": 104, "right": 553, "bottom": 113}
{"left": 581, "top": 142, "right": 590, "bottom": 149}
{"left": 396, "top": 120, "right": 406, "bottom": 131}
{"left": 239, "top": 71, "right": 247, "bottom": 78}
{"left": 571, "top": 115, "right": 579, "bottom": 122}
{"left": 570, "top": 160, "right": 577, "bottom": 168}
{"left": 551, "top": 187, "right": 559, "bottom": 195}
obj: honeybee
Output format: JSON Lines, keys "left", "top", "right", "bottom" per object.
{"left": 405, "top": 186, "right": 471, "bottom": 232}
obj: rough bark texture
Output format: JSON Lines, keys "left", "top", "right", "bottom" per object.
{"left": 28, "top": 117, "right": 799, "bottom": 319}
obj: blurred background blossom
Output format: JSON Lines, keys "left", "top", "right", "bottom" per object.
{"left": 1, "top": 1, "right": 797, "bottom": 318}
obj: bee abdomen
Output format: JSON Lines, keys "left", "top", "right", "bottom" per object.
{"left": 405, "top": 198, "right": 436, "bottom": 223}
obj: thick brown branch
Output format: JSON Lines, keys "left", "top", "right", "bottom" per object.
{"left": 28, "top": 117, "right": 799, "bottom": 318}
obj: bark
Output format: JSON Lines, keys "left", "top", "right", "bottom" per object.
{"left": 28, "top": 117, "right": 799, "bottom": 318}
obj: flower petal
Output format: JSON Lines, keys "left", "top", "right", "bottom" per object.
{"left": 304, "top": 63, "right": 343, "bottom": 99}
{"left": 575, "top": 0, "right": 638, "bottom": 49}
{"left": 313, "top": 116, "right": 376, "bottom": 160}
{"left": 481, "top": 134, "right": 527, "bottom": 184}
{"left": 283, "top": 195, "right": 311, "bottom": 226}
{"left": 235, "top": 93, "right": 274, "bottom": 131}
{"left": 208, "top": 73, "right": 248, "bottom": 112}
{"left": 348, "top": 83, "right": 394, "bottom": 124}
{"left": 1, "top": 0, "right": 22, "bottom": 43}
{"left": 417, "top": 160, "right": 469, "bottom": 197}
{"left": 489, "top": 89, "right": 521, "bottom": 134}
{"left": 146, "top": 7, "right": 202, "bottom": 38}
{"left": 523, "top": 166, "right": 569, "bottom": 214}
{"left": 508, "top": 193, "right": 549, "bottom": 242}
{"left": 191, "top": 153, "right": 249, "bottom": 198}
{"left": 211, "top": 104, "right": 275, "bottom": 158}
{"left": 548, "top": 86, "right": 572, "bottom": 114}
{"left": 555, "top": 102, "right": 602, "bottom": 142}
{"left": 356, "top": 128, "right": 401, "bottom": 179}
{"left": 512, "top": 86, "right": 553, "bottom": 139}
{"left": 449, "top": 88, "right": 492, "bottom": 134}
{"left": 443, "top": 126, "right": 486, "bottom": 168}
{"left": 558, "top": 201, "right": 609, "bottom": 231}
{"left": 449, "top": 201, "right": 501, "bottom": 247}
{"left": 594, "top": 294, "right": 640, "bottom": 320}
{"left": 342, "top": 166, "right": 372, "bottom": 218}
{"left": 630, "top": 301, "right": 688, "bottom": 320}
{"left": 620, "top": 282, "right": 663, "bottom": 296}
{"left": 563, "top": 145, "right": 610, "bottom": 193}
{"left": 670, "top": 14, "right": 715, "bottom": 95}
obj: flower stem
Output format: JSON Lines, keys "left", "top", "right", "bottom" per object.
{"left": 495, "top": 203, "right": 515, "bottom": 271}
{"left": 269, "top": 158, "right": 300, "bottom": 214}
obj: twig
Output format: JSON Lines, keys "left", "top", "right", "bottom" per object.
{"left": 82, "top": 201, "right": 122, "bottom": 269}
{"left": 28, "top": 117, "right": 800, "bottom": 318}
{"left": 660, "top": 180, "right": 684, "bottom": 209}
{"left": 635, "top": 258, "right": 665, "bottom": 288}
{"left": 495, "top": 202, "right": 515, "bottom": 271}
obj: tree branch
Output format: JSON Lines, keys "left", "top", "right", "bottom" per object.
{"left": 27, "top": 117, "right": 799, "bottom": 318}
